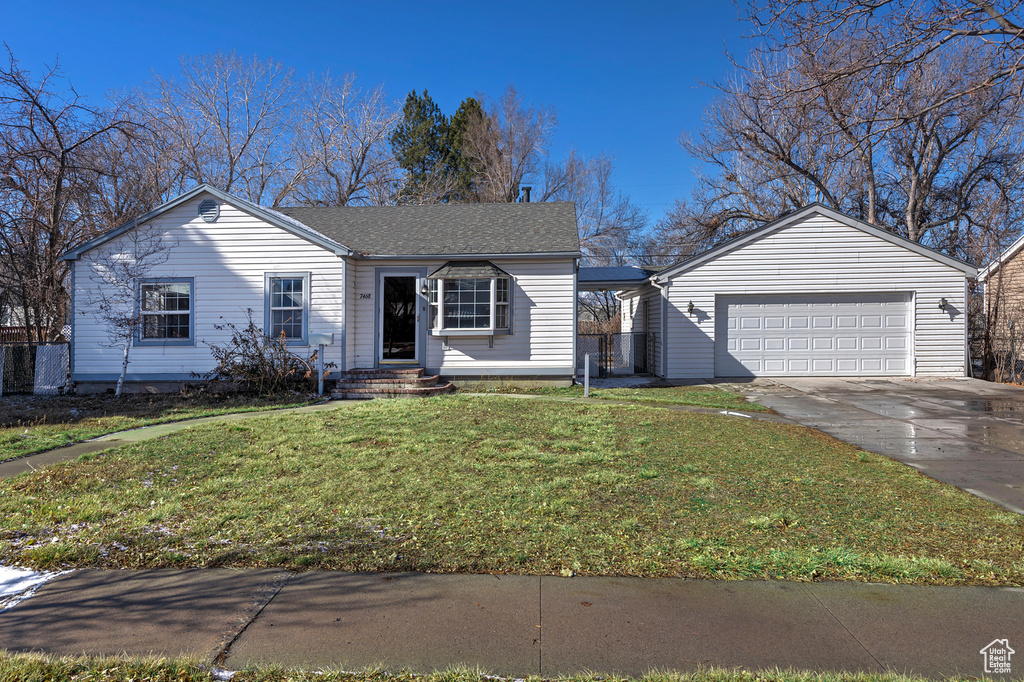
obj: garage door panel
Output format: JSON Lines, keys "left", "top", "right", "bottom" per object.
{"left": 715, "top": 293, "right": 912, "bottom": 377}
{"left": 788, "top": 358, "right": 810, "bottom": 373}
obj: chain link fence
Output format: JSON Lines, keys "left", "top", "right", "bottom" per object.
{"left": 0, "top": 343, "right": 70, "bottom": 395}
{"left": 577, "top": 333, "right": 656, "bottom": 378}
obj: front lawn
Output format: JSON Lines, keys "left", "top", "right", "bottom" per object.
{"left": 0, "top": 393, "right": 316, "bottom": 462}
{"left": 1, "top": 396, "right": 1021, "bottom": 585}
{"left": 484, "top": 384, "right": 769, "bottom": 411}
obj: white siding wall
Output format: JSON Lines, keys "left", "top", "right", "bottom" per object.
{"left": 662, "top": 214, "right": 969, "bottom": 378}
{"left": 348, "top": 258, "right": 575, "bottom": 376}
{"left": 619, "top": 286, "right": 663, "bottom": 377}
{"left": 72, "top": 195, "right": 346, "bottom": 381}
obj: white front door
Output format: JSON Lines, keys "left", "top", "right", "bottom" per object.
{"left": 714, "top": 292, "right": 913, "bottom": 376}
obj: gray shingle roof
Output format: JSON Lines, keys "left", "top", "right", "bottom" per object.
{"left": 277, "top": 202, "right": 580, "bottom": 257}
{"left": 578, "top": 266, "right": 657, "bottom": 283}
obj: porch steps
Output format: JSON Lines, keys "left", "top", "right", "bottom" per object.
{"left": 331, "top": 368, "right": 456, "bottom": 400}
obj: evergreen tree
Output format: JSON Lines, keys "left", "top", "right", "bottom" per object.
{"left": 447, "top": 97, "right": 485, "bottom": 200}
{"left": 390, "top": 90, "right": 449, "bottom": 201}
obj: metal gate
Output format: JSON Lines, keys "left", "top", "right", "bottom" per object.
{"left": 577, "top": 333, "right": 655, "bottom": 377}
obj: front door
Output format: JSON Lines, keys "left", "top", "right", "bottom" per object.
{"left": 379, "top": 274, "right": 419, "bottom": 364}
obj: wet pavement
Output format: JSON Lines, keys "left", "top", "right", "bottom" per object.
{"left": 738, "top": 377, "right": 1024, "bottom": 514}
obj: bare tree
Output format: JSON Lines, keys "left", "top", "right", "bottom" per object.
{"left": 290, "top": 73, "right": 401, "bottom": 206}
{"left": 0, "top": 46, "right": 138, "bottom": 342}
{"left": 660, "top": 30, "right": 1024, "bottom": 254}
{"left": 83, "top": 224, "right": 174, "bottom": 396}
{"left": 460, "top": 85, "right": 557, "bottom": 203}
{"left": 139, "top": 51, "right": 298, "bottom": 205}
{"left": 750, "top": 0, "right": 1024, "bottom": 103}
{"left": 545, "top": 152, "right": 647, "bottom": 265}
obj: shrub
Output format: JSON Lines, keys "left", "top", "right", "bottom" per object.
{"left": 199, "top": 311, "right": 333, "bottom": 395}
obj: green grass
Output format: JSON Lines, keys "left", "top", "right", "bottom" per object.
{"left": 0, "top": 393, "right": 316, "bottom": 462}
{"left": 1, "top": 396, "right": 1021, "bottom": 585}
{"left": 0, "top": 654, "right": 1012, "bottom": 682}
{"left": 482, "top": 384, "right": 769, "bottom": 411}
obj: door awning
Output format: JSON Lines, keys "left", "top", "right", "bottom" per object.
{"left": 427, "top": 260, "right": 511, "bottom": 279}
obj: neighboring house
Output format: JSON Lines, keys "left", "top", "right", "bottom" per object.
{"left": 619, "top": 204, "right": 978, "bottom": 378}
{"left": 978, "top": 231, "right": 1024, "bottom": 337}
{"left": 62, "top": 185, "right": 581, "bottom": 392}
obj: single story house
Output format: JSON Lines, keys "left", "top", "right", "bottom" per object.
{"left": 619, "top": 204, "right": 978, "bottom": 378}
{"left": 62, "top": 185, "right": 581, "bottom": 391}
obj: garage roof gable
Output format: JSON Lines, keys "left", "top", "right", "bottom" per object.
{"left": 652, "top": 204, "right": 978, "bottom": 284}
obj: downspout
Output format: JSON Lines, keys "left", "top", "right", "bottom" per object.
{"left": 965, "top": 277, "right": 970, "bottom": 377}
{"left": 68, "top": 261, "right": 76, "bottom": 390}
{"left": 339, "top": 256, "right": 348, "bottom": 373}
{"left": 651, "top": 277, "right": 668, "bottom": 379}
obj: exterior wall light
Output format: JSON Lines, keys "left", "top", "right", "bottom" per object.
{"left": 938, "top": 297, "right": 948, "bottom": 310}
{"left": 687, "top": 300, "right": 695, "bottom": 315}
{"left": 420, "top": 283, "right": 429, "bottom": 296}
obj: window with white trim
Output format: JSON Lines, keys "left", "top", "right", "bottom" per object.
{"left": 266, "top": 273, "right": 309, "bottom": 344}
{"left": 427, "top": 276, "right": 512, "bottom": 334}
{"left": 138, "top": 279, "right": 193, "bottom": 344}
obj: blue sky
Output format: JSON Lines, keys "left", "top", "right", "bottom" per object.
{"left": 1, "top": 1, "right": 750, "bottom": 226}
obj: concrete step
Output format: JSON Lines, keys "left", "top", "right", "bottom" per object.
{"left": 335, "top": 375, "right": 443, "bottom": 389}
{"left": 344, "top": 367, "right": 425, "bottom": 379}
{"left": 331, "top": 382, "right": 456, "bottom": 400}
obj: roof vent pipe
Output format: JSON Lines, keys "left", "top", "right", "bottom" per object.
{"left": 520, "top": 186, "right": 531, "bottom": 203}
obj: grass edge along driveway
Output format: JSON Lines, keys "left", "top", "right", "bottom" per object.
{"left": 1, "top": 396, "right": 1021, "bottom": 586}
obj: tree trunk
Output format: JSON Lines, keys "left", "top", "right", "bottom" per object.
{"left": 116, "top": 341, "right": 130, "bottom": 397}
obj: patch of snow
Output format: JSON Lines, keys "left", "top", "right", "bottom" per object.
{"left": 0, "top": 565, "right": 65, "bottom": 612}
{"left": 719, "top": 410, "right": 752, "bottom": 418}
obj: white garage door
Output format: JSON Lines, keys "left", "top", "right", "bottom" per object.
{"left": 714, "top": 293, "right": 912, "bottom": 377}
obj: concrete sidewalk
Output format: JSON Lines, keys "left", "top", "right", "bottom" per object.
{"left": 2, "top": 569, "right": 1022, "bottom": 679}
{"left": 0, "top": 400, "right": 351, "bottom": 479}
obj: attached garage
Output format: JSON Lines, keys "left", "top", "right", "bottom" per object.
{"left": 714, "top": 293, "right": 912, "bottom": 377}
{"left": 620, "top": 204, "right": 978, "bottom": 379}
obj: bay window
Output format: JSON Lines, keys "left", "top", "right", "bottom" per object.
{"left": 426, "top": 261, "right": 513, "bottom": 336}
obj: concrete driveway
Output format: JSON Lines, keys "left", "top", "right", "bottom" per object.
{"left": 736, "top": 377, "right": 1024, "bottom": 514}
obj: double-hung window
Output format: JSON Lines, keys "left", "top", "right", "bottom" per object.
{"left": 265, "top": 273, "right": 309, "bottom": 345}
{"left": 426, "top": 261, "right": 513, "bottom": 336}
{"left": 138, "top": 278, "right": 193, "bottom": 345}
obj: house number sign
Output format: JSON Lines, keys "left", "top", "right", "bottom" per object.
{"left": 359, "top": 293, "right": 372, "bottom": 299}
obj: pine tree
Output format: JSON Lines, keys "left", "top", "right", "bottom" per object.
{"left": 390, "top": 90, "right": 449, "bottom": 201}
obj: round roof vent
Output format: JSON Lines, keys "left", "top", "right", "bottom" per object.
{"left": 198, "top": 199, "right": 220, "bottom": 223}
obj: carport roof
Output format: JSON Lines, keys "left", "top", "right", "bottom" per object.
{"left": 578, "top": 265, "right": 658, "bottom": 291}
{"left": 652, "top": 204, "right": 979, "bottom": 283}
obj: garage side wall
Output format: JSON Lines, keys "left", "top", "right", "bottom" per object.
{"left": 663, "top": 214, "right": 968, "bottom": 378}
{"left": 620, "top": 285, "right": 664, "bottom": 377}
